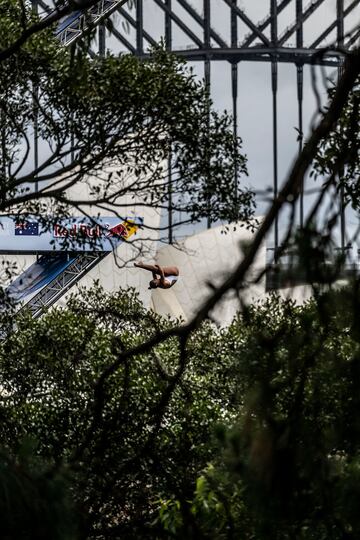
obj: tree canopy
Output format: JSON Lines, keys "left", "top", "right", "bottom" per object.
{"left": 0, "top": 0, "right": 252, "bottom": 232}
{"left": 2, "top": 285, "right": 360, "bottom": 538}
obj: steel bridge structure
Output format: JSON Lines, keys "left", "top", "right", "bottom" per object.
{"left": 12, "top": 0, "right": 359, "bottom": 316}
{"left": 33, "top": 0, "right": 360, "bottom": 251}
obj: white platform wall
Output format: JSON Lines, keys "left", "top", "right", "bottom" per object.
{"left": 151, "top": 221, "right": 266, "bottom": 326}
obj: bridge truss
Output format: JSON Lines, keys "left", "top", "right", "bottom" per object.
{"left": 34, "top": 0, "right": 360, "bottom": 253}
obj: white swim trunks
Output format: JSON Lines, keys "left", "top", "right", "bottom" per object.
{"left": 165, "top": 275, "right": 179, "bottom": 285}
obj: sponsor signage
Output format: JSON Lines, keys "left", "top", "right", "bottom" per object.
{"left": 0, "top": 216, "right": 143, "bottom": 253}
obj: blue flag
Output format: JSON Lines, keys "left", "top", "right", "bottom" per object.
{"left": 15, "top": 221, "right": 39, "bottom": 236}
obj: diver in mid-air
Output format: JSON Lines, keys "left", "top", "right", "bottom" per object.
{"left": 134, "top": 261, "right": 179, "bottom": 290}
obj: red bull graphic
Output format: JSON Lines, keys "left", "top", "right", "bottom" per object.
{"left": 107, "top": 219, "right": 139, "bottom": 239}
{"left": 54, "top": 223, "right": 102, "bottom": 238}
{"left": 0, "top": 216, "right": 143, "bottom": 253}
{"left": 107, "top": 222, "right": 127, "bottom": 238}
{"left": 53, "top": 220, "right": 138, "bottom": 240}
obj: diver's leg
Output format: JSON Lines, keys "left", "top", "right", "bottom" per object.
{"left": 134, "top": 261, "right": 159, "bottom": 274}
{"left": 162, "top": 266, "right": 179, "bottom": 277}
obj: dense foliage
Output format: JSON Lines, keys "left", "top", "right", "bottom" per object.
{"left": 1, "top": 284, "right": 360, "bottom": 538}
{"left": 0, "top": 286, "right": 239, "bottom": 538}
{"left": 0, "top": 0, "right": 253, "bottom": 228}
{"left": 313, "top": 76, "right": 360, "bottom": 212}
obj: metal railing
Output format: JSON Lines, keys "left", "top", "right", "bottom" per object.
{"left": 55, "top": 0, "right": 129, "bottom": 47}
{"left": 23, "top": 252, "right": 106, "bottom": 318}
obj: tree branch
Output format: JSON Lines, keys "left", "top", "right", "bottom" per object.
{"left": 88, "top": 47, "right": 360, "bottom": 428}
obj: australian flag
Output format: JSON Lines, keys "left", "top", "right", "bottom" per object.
{"left": 15, "top": 221, "right": 39, "bottom": 236}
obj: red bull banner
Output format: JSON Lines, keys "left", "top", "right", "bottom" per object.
{"left": 0, "top": 216, "right": 143, "bottom": 253}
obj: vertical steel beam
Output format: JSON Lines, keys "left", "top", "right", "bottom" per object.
{"left": 165, "top": 0, "right": 172, "bottom": 50}
{"left": 99, "top": 23, "right": 106, "bottom": 56}
{"left": 231, "top": 0, "right": 238, "bottom": 50}
{"left": 271, "top": 0, "right": 279, "bottom": 259}
{"left": 296, "top": 0, "right": 304, "bottom": 228}
{"left": 297, "top": 66, "right": 304, "bottom": 226}
{"left": 32, "top": 0, "right": 39, "bottom": 261}
{"left": 204, "top": 0, "right": 211, "bottom": 228}
{"left": 165, "top": 0, "right": 172, "bottom": 242}
{"left": 33, "top": 96, "right": 39, "bottom": 193}
{"left": 204, "top": 0, "right": 211, "bottom": 49}
{"left": 0, "top": 101, "right": 5, "bottom": 182}
{"left": 136, "top": 0, "right": 144, "bottom": 55}
{"left": 337, "top": 0, "right": 345, "bottom": 252}
{"left": 31, "top": 0, "right": 38, "bottom": 21}
{"left": 32, "top": 0, "right": 39, "bottom": 193}
{"left": 70, "top": 44, "right": 76, "bottom": 163}
{"left": 337, "top": 0, "right": 345, "bottom": 45}
{"left": 203, "top": 0, "right": 211, "bottom": 229}
{"left": 272, "top": 63, "right": 279, "bottom": 258}
{"left": 204, "top": 0, "right": 211, "bottom": 102}
{"left": 31, "top": 0, "right": 38, "bottom": 18}
{"left": 231, "top": 0, "right": 238, "bottom": 208}
{"left": 167, "top": 153, "right": 173, "bottom": 244}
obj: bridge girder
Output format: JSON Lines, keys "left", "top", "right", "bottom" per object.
{"left": 36, "top": 1, "right": 360, "bottom": 251}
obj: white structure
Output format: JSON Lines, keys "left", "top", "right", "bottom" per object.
{"left": 69, "top": 216, "right": 265, "bottom": 325}
{"left": 2, "top": 158, "right": 312, "bottom": 321}
{"left": 52, "top": 161, "right": 266, "bottom": 321}
{"left": 151, "top": 221, "right": 266, "bottom": 325}
{"left": 57, "top": 218, "right": 265, "bottom": 326}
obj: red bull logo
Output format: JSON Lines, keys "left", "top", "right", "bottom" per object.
{"left": 0, "top": 216, "right": 143, "bottom": 253}
{"left": 107, "top": 223, "right": 128, "bottom": 238}
{"left": 53, "top": 219, "right": 138, "bottom": 240}
{"left": 54, "top": 223, "right": 102, "bottom": 238}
